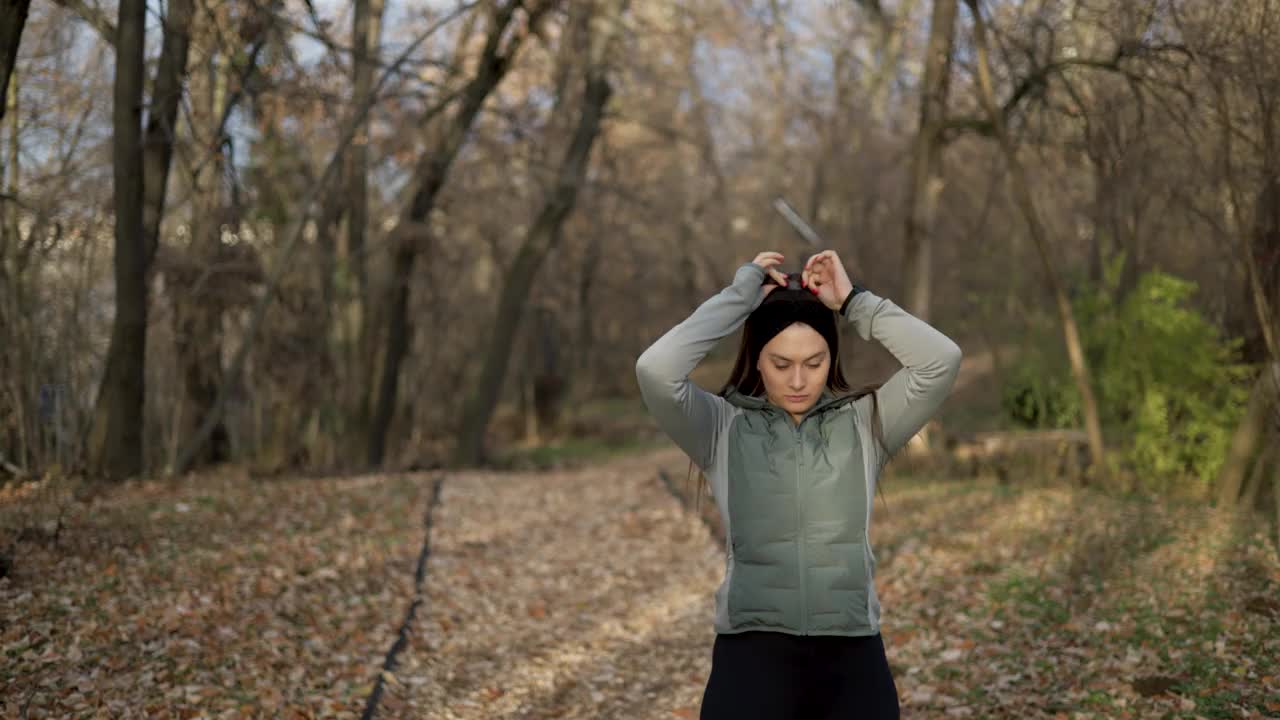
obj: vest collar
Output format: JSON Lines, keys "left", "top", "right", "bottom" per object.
{"left": 723, "top": 385, "right": 856, "bottom": 421}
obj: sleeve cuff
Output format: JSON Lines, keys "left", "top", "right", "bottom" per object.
{"left": 838, "top": 284, "right": 867, "bottom": 315}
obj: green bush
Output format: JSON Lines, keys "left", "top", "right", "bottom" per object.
{"left": 1001, "top": 255, "right": 1251, "bottom": 489}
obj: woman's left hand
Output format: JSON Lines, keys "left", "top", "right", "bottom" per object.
{"left": 802, "top": 250, "right": 855, "bottom": 311}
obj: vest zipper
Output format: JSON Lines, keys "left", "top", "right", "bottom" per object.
{"left": 793, "top": 420, "right": 807, "bottom": 635}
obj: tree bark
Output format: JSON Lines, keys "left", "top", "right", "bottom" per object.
{"left": 366, "top": 0, "right": 551, "bottom": 468}
{"left": 902, "top": 0, "right": 956, "bottom": 323}
{"left": 175, "top": 15, "right": 235, "bottom": 473}
{"left": 142, "top": 0, "right": 193, "bottom": 262}
{"left": 1216, "top": 362, "right": 1279, "bottom": 509}
{"left": 335, "top": 0, "right": 386, "bottom": 464}
{"left": 0, "top": 0, "right": 30, "bottom": 123}
{"left": 348, "top": 0, "right": 383, "bottom": 313}
{"left": 528, "top": 301, "right": 565, "bottom": 441}
{"left": 966, "top": 0, "right": 1108, "bottom": 487}
{"left": 899, "top": 0, "right": 957, "bottom": 454}
{"left": 1274, "top": 445, "right": 1280, "bottom": 551}
{"left": 85, "top": 0, "right": 146, "bottom": 480}
{"left": 1240, "top": 441, "right": 1273, "bottom": 511}
{"left": 451, "top": 0, "right": 622, "bottom": 468}
{"left": 571, "top": 225, "right": 602, "bottom": 403}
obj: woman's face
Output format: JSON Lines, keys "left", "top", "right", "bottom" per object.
{"left": 757, "top": 322, "right": 830, "bottom": 415}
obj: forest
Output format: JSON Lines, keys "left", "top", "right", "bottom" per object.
{"left": 1, "top": 0, "right": 1278, "bottom": 717}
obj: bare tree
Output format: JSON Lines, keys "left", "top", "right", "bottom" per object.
{"left": 452, "top": 0, "right": 626, "bottom": 467}
{"left": 82, "top": 0, "right": 195, "bottom": 479}
{"left": 347, "top": 0, "right": 385, "bottom": 333}
{"left": 163, "top": 1, "right": 270, "bottom": 470}
{"left": 333, "top": 0, "right": 387, "bottom": 464}
{"left": 171, "top": 7, "right": 471, "bottom": 476}
{"left": 901, "top": 0, "right": 956, "bottom": 326}
{"left": 84, "top": 0, "right": 147, "bottom": 480}
{"left": 897, "top": 0, "right": 957, "bottom": 454}
{"left": 965, "top": 0, "right": 1108, "bottom": 487}
{"left": 1173, "top": 2, "right": 1280, "bottom": 512}
{"left": 7, "top": 0, "right": 1274, "bottom": 501}
{"left": 366, "top": 0, "right": 554, "bottom": 467}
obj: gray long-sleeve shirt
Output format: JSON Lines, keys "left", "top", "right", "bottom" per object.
{"left": 635, "top": 260, "right": 962, "bottom": 636}
{"left": 636, "top": 261, "right": 962, "bottom": 471}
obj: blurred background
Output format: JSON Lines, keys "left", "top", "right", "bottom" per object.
{"left": 4, "top": 2, "right": 1280, "bottom": 717}
{"left": 1, "top": 0, "right": 1277, "bottom": 518}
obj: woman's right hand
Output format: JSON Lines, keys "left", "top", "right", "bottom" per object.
{"left": 752, "top": 251, "right": 789, "bottom": 297}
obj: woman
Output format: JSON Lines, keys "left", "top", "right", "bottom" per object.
{"left": 634, "top": 249, "right": 962, "bottom": 719}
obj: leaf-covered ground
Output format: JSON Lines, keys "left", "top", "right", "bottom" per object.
{"left": 2, "top": 448, "right": 1277, "bottom": 718}
{"left": 3, "top": 468, "right": 433, "bottom": 717}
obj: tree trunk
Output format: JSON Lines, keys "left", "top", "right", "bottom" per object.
{"left": 899, "top": 0, "right": 957, "bottom": 454}
{"left": 85, "top": 0, "right": 147, "bottom": 480}
{"left": 901, "top": 0, "right": 956, "bottom": 324}
{"left": 1240, "top": 441, "right": 1273, "bottom": 511}
{"left": 169, "top": 12, "right": 459, "bottom": 477}
{"left": 1274, "top": 447, "right": 1280, "bottom": 551}
{"left": 142, "top": 0, "right": 193, "bottom": 262}
{"left": 366, "top": 0, "right": 550, "bottom": 468}
{"left": 1241, "top": 177, "right": 1280, "bottom": 364}
{"left": 966, "top": 0, "right": 1108, "bottom": 487}
{"left": 1209, "top": 72, "right": 1280, "bottom": 390}
{"left": 1216, "top": 362, "right": 1279, "bottom": 509}
{"left": 174, "top": 19, "right": 236, "bottom": 470}
{"left": 0, "top": 0, "right": 29, "bottom": 123}
{"left": 533, "top": 299, "right": 566, "bottom": 436}
{"left": 332, "top": 0, "right": 386, "bottom": 466}
{"left": 451, "top": 1, "right": 620, "bottom": 467}
{"left": 519, "top": 300, "right": 566, "bottom": 444}
{"left": 0, "top": 71, "right": 26, "bottom": 474}
{"left": 570, "top": 226, "right": 602, "bottom": 408}
{"left": 346, "top": 0, "right": 383, "bottom": 311}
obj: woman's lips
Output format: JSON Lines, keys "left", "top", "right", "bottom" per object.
{"left": 785, "top": 395, "right": 808, "bottom": 401}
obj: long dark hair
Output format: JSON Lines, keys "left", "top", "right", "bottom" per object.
{"left": 686, "top": 288, "right": 892, "bottom": 517}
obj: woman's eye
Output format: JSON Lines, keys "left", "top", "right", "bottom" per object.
{"left": 806, "top": 363, "right": 821, "bottom": 369}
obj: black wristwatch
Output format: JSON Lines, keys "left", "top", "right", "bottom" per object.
{"left": 839, "top": 284, "right": 867, "bottom": 315}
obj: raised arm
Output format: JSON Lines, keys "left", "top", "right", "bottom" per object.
{"left": 800, "top": 249, "right": 961, "bottom": 462}
{"left": 635, "top": 261, "right": 767, "bottom": 471}
{"left": 842, "top": 289, "right": 963, "bottom": 462}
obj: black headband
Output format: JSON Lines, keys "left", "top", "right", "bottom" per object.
{"left": 745, "top": 289, "right": 839, "bottom": 359}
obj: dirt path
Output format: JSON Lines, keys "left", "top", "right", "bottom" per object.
{"left": 377, "top": 448, "right": 1279, "bottom": 719}
{"left": 377, "top": 449, "right": 721, "bottom": 719}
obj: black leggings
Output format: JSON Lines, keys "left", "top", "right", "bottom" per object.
{"left": 699, "top": 630, "right": 900, "bottom": 720}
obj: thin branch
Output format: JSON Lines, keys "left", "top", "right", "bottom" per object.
{"left": 940, "top": 40, "right": 1192, "bottom": 142}
{"left": 264, "top": 0, "right": 473, "bottom": 81}
{"left": 168, "top": 13, "right": 468, "bottom": 476}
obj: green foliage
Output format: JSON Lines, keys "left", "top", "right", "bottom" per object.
{"left": 1001, "top": 253, "right": 1251, "bottom": 489}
